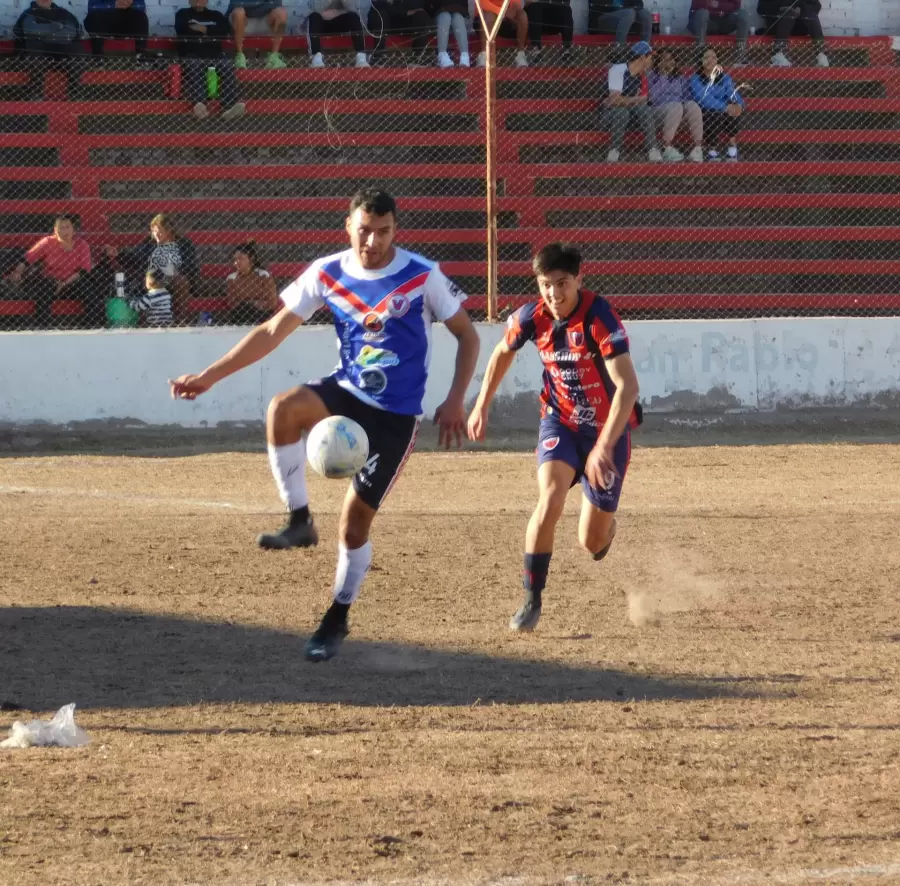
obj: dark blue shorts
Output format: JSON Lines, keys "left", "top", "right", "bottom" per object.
{"left": 537, "top": 417, "right": 631, "bottom": 513}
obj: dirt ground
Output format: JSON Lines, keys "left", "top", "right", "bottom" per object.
{"left": 2, "top": 441, "right": 900, "bottom": 886}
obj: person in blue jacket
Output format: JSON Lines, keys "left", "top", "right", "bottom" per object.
{"left": 690, "top": 47, "right": 745, "bottom": 162}
{"left": 84, "top": 0, "right": 149, "bottom": 57}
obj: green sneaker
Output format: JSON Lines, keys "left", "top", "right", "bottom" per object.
{"left": 266, "top": 52, "right": 287, "bottom": 69}
{"left": 234, "top": 52, "right": 248, "bottom": 68}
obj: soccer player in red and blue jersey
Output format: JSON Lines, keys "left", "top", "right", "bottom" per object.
{"left": 467, "top": 243, "right": 641, "bottom": 632}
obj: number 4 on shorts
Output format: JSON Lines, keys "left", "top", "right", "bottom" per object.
{"left": 361, "top": 453, "right": 379, "bottom": 476}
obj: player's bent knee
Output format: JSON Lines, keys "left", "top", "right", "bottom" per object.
{"left": 231, "top": 7, "right": 246, "bottom": 21}
{"left": 535, "top": 492, "right": 566, "bottom": 527}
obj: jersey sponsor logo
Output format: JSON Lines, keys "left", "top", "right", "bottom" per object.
{"left": 550, "top": 365, "right": 585, "bottom": 383}
{"left": 363, "top": 329, "right": 386, "bottom": 342}
{"left": 571, "top": 405, "right": 597, "bottom": 424}
{"left": 568, "top": 329, "right": 584, "bottom": 350}
{"left": 363, "top": 313, "right": 384, "bottom": 333}
{"left": 542, "top": 436, "right": 560, "bottom": 451}
{"left": 356, "top": 345, "right": 399, "bottom": 369}
{"left": 388, "top": 294, "right": 410, "bottom": 318}
{"left": 540, "top": 350, "right": 579, "bottom": 363}
{"left": 358, "top": 367, "right": 388, "bottom": 395}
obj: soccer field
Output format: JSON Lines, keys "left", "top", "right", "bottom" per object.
{"left": 2, "top": 443, "right": 900, "bottom": 886}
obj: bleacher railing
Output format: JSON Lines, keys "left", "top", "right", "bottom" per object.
{"left": 0, "top": 34, "right": 898, "bottom": 332}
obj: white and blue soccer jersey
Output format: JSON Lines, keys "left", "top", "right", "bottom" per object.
{"left": 280, "top": 248, "right": 467, "bottom": 416}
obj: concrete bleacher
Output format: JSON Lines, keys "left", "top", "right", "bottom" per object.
{"left": 0, "top": 34, "right": 899, "bottom": 324}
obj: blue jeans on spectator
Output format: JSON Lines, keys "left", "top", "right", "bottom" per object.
{"left": 595, "top": 7, "right": 652, "bottom": 45}
{"left": 689, "top": 9, "right": 750, "bottom": 59}
{"left": 182, "top": 57, "right": 241, "bottom": 109}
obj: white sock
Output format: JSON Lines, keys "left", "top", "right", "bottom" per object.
{"left": 332, "top": 542, "right": 372, "bottom": 605}
{"left": 267, "top": 441, "right": 308, "bottom": 511}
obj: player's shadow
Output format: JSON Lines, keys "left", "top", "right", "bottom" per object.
{"left": 2, "top": 606, "right": 776, "bottom": 711}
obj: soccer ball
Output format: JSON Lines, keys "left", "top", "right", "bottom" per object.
{"left": 306, "top": 416, "right": 369, "bottom": 479}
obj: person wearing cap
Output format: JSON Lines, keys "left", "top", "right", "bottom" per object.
{"left": 602, "top": 40, "right": 661, "bottom": 163}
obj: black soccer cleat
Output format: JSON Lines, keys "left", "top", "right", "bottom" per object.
{"left": 257, "top": 510, "right": 318, "bottom": 550}
{"left": 509, "top": 594, "right": 542, "bottom": 633}
{"left": 304, "top": 611, "right": 349, "bottom": 663}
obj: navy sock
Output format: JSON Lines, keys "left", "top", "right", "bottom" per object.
{"left": 523, "top": 552, "right": 551, "bottom": 602}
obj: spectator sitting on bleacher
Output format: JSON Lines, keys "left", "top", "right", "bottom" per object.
{"left": 13, "top": 0, "right": 84, "bottom": 100}
{"left": 687, "top": 0, "right": 749, "bottom": 65}
{"left": 475, "top": 0, "right": 528, "bottom": 68}
{"left": 648, "top": 48, "right": 703, "bottom": 163}
{"left": 368, "top": 0, "right": 434, "bottom": 66}
{"left": 306, "top": 0, "right": 369, "bottom": 68}
{"left": 588, "top": 0, "right": 652, "bottom": 60}
{"left": 432, "top": 0, "right": 470, "bottom": 67}
{"left": 105, "top": 213, "right": 199, "bottom": 320}
{"left": 6, "top": 215, "right": 94, "bottom": 329}
{"left": 757, "top": 0, "right": 828, "bottom": 67}
{"left": 175, "top": 0, "right": 247, "bottom": 120}
{"left": 690, "top": 47, "right": 744, "bottom": 161}
{"left": 226, "top": 242, "right": 278, "bottom": 325}
{"left": 527, "top": 0, "right": 574, "bottom": 59}
{"left": 129, "top": 269, "right": 174, "bottom": 327}
{"left": 603, "top": 40, "right": 660, "bottom": 164}
{"left": 228, "top": 0, "right": 288, "bottom": 69}
{"left": 84, "top": 0, "right": 149, "bottom": 58}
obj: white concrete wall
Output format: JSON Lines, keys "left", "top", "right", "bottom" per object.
{"left": 0, "top": 0, "right": 892, "bottom": 40}
{"left": 2, "top": 317, "right": 899, "bottom": 428}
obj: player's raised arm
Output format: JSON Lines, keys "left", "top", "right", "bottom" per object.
{"left": 466, "top": 337, "right": 516, "bottom": 442}
{"left": 168, "top": 305, "right": 303, "bottom": 400}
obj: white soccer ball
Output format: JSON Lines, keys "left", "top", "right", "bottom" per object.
{"left": 306, "top": 416, "right": 369, "bottom": 480}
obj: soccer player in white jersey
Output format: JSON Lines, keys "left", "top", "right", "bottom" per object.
{"left": 169, "top": 189, "right": 480, "bottom": 662}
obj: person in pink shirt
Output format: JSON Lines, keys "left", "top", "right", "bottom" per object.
{"left": 8, "top": 216, "right": 94, "bottom": 328}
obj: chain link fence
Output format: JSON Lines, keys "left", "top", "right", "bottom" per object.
{"left": 0, "top": 31, "right": 897, "bottom": 331}
{"left": 494, "top": 35, "right": 900, "bottom": 321}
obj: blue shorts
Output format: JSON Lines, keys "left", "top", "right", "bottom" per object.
{"left": 537, "top": 417, "right": 631, "bottom": 513}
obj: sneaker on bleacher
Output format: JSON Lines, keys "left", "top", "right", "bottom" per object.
{"left": 662, "top": 145, "right": 684, "bottom": 162}
{"left": 459, "top": 52, "right": 471, "bottom": 67}
{"left": 816, "top": 52, "right": 829, "bottom": 67}
{"left": 726, "top": 145, "right": 739, "bottom": 161}
{"left": 476, "top": 51, "right": 486, "bottom": 67}
{"left": 311, "top": 52, "right": 325, "bottom": 67}
{"left": 222, "top": 102, "right": 246, "bottom": 121}
{"left": 266, "top": 52, "right": 286, "bottom": 69}
{"left": 770, "top": 51, "right": 790, "bottom": 67}
{"left": 606, "top": 149, "right": 620, "bottom": 163}
{"left": 234, "top": 51, "right": 248, "bottom": 68}
{"left": 437, "top": 51, "right": 454, "bottom": 68}
{"left": 515, "top": 50, "right": 528, "bottom": 67}
{"left": 355, "top": 52, "right": 370, "bottom": 68}
{"left": 193, "top": 102, "right": 209, "bottom": 119}
{"left": 648, "top": 148, "right": 663, "bottom": 163}
{"left": 689, "top": 146, "right": 704, "bottom": 163}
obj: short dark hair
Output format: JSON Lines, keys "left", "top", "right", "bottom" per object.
{"left": 348, "top": 188, "right": 397, "bottom": 220}
{"left": 145, "top": 268, "right": 166, "bottom": 289}
{"left": 533, "top": 242, "right": 582, "bottom": 278}
{"left": 233, "top": 241, "right": 263, "bottom": 270}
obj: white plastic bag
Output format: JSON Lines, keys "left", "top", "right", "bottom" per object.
{"left": 0, "top": 703, "right": 90, "bottom": 749}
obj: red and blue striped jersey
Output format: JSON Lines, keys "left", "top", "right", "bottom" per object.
{"left": 505, "top": 289, "right": 641, "bottom": 432}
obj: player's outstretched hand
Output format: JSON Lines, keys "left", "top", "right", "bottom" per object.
{"left": 434, "top": 397, "right": 466, "bottom": 449}
{"left": 169, "top": 374, "right": 212, "bottom": 401}
{"left": 466, "top": 405, "right": 487, "bottom": 442}
{"left": 585, "top": 441, "right": 620, "bottom": 491}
